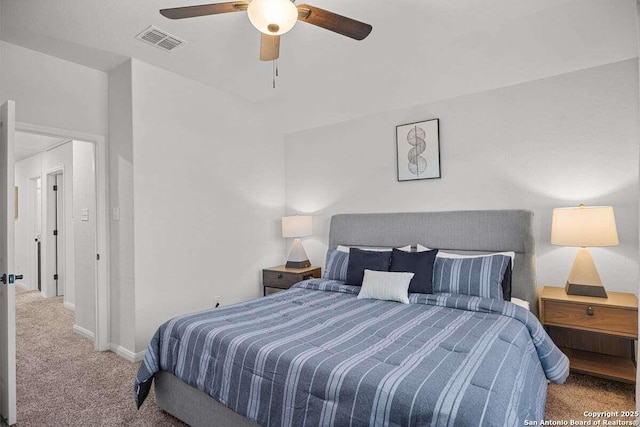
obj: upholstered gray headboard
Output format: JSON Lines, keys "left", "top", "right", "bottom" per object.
{"left": 328, "top": 210, "right": 538, "bottom": 314}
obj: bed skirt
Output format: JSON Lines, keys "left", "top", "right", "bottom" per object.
{"left": 155, "top": 371, "right": 259, "bottom": 427}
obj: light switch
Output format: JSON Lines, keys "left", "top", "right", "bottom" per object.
{"left": 112, "top": 207, "right": 120, "bottom": 221}
{"left": 81, "top": 208, "right": 89, "bottom": 222}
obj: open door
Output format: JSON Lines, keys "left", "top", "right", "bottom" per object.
{"left": 0, "top": 100, "right": 17, "bottom": 426}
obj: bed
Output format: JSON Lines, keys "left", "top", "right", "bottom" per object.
{"left": 135, "top": 210, "right": 569, "bottom": 427}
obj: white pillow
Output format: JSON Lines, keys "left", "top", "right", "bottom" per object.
{"left": 336, "top": 245, "right": 412, "bottom": 253}
{"left": 357, "top": 270, "right": 414, "bottom": 304}
{"left": 415, "top": 245, "right": 515, "bottom": 270}
{"left": 511, "top": 298, "right": 530, "bottom": 311}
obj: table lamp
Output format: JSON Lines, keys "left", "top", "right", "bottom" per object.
{"left": 551, "top": 204, "right": 618, "bottom": 298}
{"left": 282, "top": 215, "right": 312, "bottom": 268}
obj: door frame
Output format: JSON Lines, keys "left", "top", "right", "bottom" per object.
{"left": 43, "top": 168, "right": 65, "bottom": 299}
{"left": 15, "top": 122, "right": 109, "bottom": 352}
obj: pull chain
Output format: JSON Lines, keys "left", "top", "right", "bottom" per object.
{"left": 271, "top": 36, "right": 279, "bottom": 88}
{"left": 272, "top": 60, "right": 279, "bottom": 88}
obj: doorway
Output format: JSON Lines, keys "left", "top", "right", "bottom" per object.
{"left": 15, "top": 122, "right": 110, "bottom": 351}
{"left": 13, "top": 122, "right": 109, "bottom": 352}
{"left": 14, "top": 131, "right": 102, "bottom": 345}
{"left": 3, "top": 102, "right": 113, "bottom": 425}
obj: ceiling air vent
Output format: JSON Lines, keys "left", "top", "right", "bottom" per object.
{"left": 136, "top": 26, "right": 185, "bottom": 52}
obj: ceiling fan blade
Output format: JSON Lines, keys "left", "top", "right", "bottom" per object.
{"left": 260, "top": 34, "right": 280, "bottom": 61}
{"left": 297, "top": 4, "right": 372, "bottom": 41}
{"left": 160, "top": 2, "right": 248, "bottom": 20}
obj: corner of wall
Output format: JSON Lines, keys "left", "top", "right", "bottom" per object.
{"left": 107, "top": 59, "right": 136, "bottom": 355}
{"left": 109, "top": 343, "right": 145, "bottom": 363}
{"left": 127, "top": 61, "right": 287, "bottom": 352}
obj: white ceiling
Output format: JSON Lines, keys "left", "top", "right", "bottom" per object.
{"left": 1, "top": 0, "right": 638, "bottom": 132}
{"left": 15, "top": 131, "right": 68, "bottom": 162}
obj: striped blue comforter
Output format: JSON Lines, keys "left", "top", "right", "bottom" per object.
{"left": 135, "top": 279, "right": 569, "bottom": 426}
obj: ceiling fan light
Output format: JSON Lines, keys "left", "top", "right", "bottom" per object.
{"left": 247, "top": 0, "right": 298, "bottom": 36}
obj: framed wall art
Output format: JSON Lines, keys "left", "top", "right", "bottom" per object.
{"left": 396, "top": 118, "right": 440, "bottom": 181}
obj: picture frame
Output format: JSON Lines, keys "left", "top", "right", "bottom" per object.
{"left": 396, "top": 118, "right": 440, "bottom": 181}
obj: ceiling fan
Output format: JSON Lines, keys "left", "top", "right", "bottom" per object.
{"left": 159, "top": 0, "right": 372, "bottom": 63}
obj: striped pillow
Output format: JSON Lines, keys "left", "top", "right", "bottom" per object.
{"left": 323, "top": 249, "right": 349, "bottom": 281}
{"left": 433, "top": 254, "right": 510, "bottom": 299}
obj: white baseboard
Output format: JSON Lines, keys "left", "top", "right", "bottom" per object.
{"left": 109, "top": 343, "right": 146, "bottom": 362}
{"left": 63, "top": 301, "right": 75, "bottom": 311}
{"left": 72, "top": 324, "right": 95, "bottom": 341}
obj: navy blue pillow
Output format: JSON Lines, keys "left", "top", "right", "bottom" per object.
{"left": 390, "top": 248, "right": 439, "bottom": 294}
{"left": 501, "top": 259, "right": 512, "bottom": 301}
{"left": 345, "top": 248, "right": 392, "bottom": 286}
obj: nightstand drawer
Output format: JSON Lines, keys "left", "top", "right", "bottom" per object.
{"left": 542, "top": 300, "right": 637, "bottom": 338}
{"left": 262, "top": 265, "right": 322, "bottom": 295}
{"left": 263, "top": 270, "right": 300, "bottom": 288}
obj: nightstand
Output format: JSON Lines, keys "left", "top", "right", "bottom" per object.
{"left": 540, "top": 286, "right": 638, "bottom": 383}
{"left": 262, "top": 265, "right": 321, "bottom": 296}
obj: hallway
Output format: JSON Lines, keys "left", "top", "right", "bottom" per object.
{"left": 14, "top": 287, "right": 182, "bottom": 426}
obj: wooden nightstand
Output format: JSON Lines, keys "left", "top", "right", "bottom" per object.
{"left": 262, "top": 265, "right": 321, "bottom": 296}
{"left": 540, "top": 286, "right": 638, "bottom": 383}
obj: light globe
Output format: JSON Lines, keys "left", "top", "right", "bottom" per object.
{"left": 247, "top": 0, "right": 298, "bottom": 35}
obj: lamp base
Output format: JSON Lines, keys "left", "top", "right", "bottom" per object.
{"left": 565, "top": 282, "right": 608, "bottom": 298}
{"left": 564, "top": 247, "right": 608, "bottom": 298}
{"left": 285, "top": 260, "right": 311, "bottom": 269}
{"left": 285, "top": 238, "right": 311, "bottom": 270}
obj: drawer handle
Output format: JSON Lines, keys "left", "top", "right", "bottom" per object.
{"left": 586, "top": 306, "right": 594, "bottom": 316}
{"left": 277, "top": 273, "right": 283, "bottom": 279}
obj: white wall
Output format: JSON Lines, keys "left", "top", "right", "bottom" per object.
{"left": 2, "top": 41, "right": 288, "bottom": 357}
{"left": 285, "top": 59, "right": 640, "bottom": 296}
{"left": 0, "top": 42, "right": 107, "bottom": 136}
{"left": 130, "top": 60, "right": 286, "bottom": 352}
{"left": 107, "top": 60, "right": 135, "bottom": 355}
{"left": 72, "top": 140, "right": 96, "bottom": 335}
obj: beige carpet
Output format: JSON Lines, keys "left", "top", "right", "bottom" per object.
{"left": 546, "top": 374, "right": 635, "bottom": 422}
{"left": 13, "top": 287, "right": 635, "bottom": 426}
{"left": 15, "top": 287, "right": 184, "bottom": 426}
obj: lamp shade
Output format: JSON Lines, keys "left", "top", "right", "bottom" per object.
{"left": 247, "top": 0, "right": 298, "bottom": 35}
{"left": 551, "top": 205, "right": 619, "bottom": 247}
{"left": 281, "top": 215, "right": 312, "bottom": 238}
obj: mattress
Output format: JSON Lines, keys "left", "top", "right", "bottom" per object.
{"left": 135, "top": 279, "right": 568, "bottom": 426}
